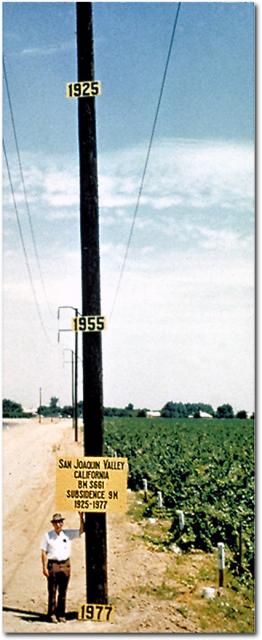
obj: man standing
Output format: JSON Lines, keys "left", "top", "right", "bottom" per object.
{"left": 41, "top": 512, "right": 84, "bottom": 623}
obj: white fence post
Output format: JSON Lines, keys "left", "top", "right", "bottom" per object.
{"left": 142, "top": 478, "right": 148, "bottom": 503}
{"left": 157, "top": 491, "right": 163, "bottom": 508}
{"left": 218, "top": 542, "right": 225, "bottom": 587}
{"left": 177, "top": 510, "right": 185, "bottom": 530}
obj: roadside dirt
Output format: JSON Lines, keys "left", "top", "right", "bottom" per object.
{"left": 2, "top": 419, "right": 202, "bottom": 634}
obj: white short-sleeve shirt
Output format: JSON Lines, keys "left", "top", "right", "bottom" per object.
{"left": 41, "top": 529, "right": 80, "bottom": 561}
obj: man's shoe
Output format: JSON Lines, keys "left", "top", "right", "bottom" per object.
{"left": 48, "top": 615, "right": 58, "bottom": 623}
{"left": 57, "top": 617, "right": 66, "bottom": 623}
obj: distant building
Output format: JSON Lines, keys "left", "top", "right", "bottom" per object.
{"left": 146, "top": 410, "right": 161, "bottom": 418}
{"left": 199, "top": 410, "right": 213, "bottom": 419}
{"left": 23, "top": 407, "right": 37, "bottom": 415}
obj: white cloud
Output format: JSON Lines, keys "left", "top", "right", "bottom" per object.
{"left": 20, "top": 41, "right": 74, "bottom": 57}
{"left": 43, "top": 170, "right": 79, "bottom": 208}
{"left": 3, "top": 138, "right": 254, "bottom": 412}
{"left": 3, "top": 139, "right": 253, "bottom": 230}
{"left": 99, "top": 138, "right": 253, "bottom": 213}
{"left": 196, "top": 226, "right": 253, "bottom": 252}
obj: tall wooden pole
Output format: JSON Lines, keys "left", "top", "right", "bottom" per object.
{"left": 76, "top": 2, "right": 108, "bottom": 604}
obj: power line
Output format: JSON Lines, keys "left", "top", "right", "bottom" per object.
{"left": 109, "top": 2, "right": 182, "bottom": 320}
{"left": 3, "top": 57, "right": 53, "bottom": 317}
{"left": 3, "top": 139, "right": 53, "bottom": 345}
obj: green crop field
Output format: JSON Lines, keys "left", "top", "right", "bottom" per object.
{"left": 104, "top": 417, "right": 255, "bottom": 580}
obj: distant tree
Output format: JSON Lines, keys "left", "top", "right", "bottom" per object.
{"left": 104, "top": 407, "right": 113, "bottom": 417}
{"left": 77, "top": 401, "right": 83, "bottom": 417}
{"left": 124, "top": 403, "right": 134, "bottom": 416}
{"left": 236, "top": 410, "right": 247, "bottom": 419}
{"left": 161, "top": 408, "right": 173, "bottom": 418}
{"left": 137, "top": 409, "right": 147, "bottom": 417}
{"left": 161, "top": 401, "right": 214, "bottom": 419}
{"left": 161, "top": 402, "right": 187, "bottom": 418}
{"left": 216, "top": 404, "right": 234, "bottom": 419}
{"left": 49, "top": 397, "right": 60, "bottom": 416}
{"left": 116, "top": 408, "right": 130, "bottom": 417}
{"left": 161, "top": 401, "right": 176, "bottom": 416}
{"left": 37, "top": 404, "right": 47, "bottom": 417}
{"left": 103, "top": 406, "right": 133, "bottom": 417}
{"left": 36, "top": 397, "right": 61, "bottom": 418}
{"left": 61, "top": 405, "right": 73, "bottom": 418}
{"left": 3, "top": 398, "right": 23, "bottom": 418}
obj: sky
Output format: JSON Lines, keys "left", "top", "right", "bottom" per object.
{"left": 2, "top": 1, "right": 254, "bottom": 414}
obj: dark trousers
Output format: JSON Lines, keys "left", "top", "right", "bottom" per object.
{"left": 47, "top": 560, "right": 71, "bottom": 618}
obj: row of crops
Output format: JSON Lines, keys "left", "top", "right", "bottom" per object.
{"left": 104, "top": 418, "right": 255, "bottom": 580}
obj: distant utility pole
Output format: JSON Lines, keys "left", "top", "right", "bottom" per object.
{"left": 39, "top": 387, "right": 42, "bottom": 423}
{"left": 76, "top": 2, "right": 107, "bottom": 604}
{"left": 63, "top": 349, "right": 75, "bottom": 429}
{"left": 57, "top": 305, "right": 79, "bottom": 442}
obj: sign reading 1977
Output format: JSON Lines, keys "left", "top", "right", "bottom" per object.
{"left": 66, "top": 81, "right": 102, "bottom": 98}
{"left": 72, "top": 316, "right": 107, "bottom": 332}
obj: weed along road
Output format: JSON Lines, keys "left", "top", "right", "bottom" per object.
{"left": 3, "top": 418, "right": 254, "bottom": 633}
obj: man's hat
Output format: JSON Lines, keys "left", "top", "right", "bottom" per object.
{"left": 51, "top": 513, "right": 64, "bottom": 523}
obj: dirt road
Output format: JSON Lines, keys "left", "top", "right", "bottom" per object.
{"left": 3, "top": 419, "right": 200, "bottom": 634}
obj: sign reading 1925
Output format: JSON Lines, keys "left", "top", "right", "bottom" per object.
{"left": 66, "top": 81, "right": 102, "bottom": 98}
{"left": 72, "top": 316, "right": 107, "bottom": 332}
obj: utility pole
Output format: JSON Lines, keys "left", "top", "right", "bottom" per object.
{"left": 76, "top": 2, "right": 108, "bottom": 604}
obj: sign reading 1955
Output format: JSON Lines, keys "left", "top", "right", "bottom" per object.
{"left": 71, "top": 316, "right": 107, "bottom": 332}
{"left": 66, "top": 81, "right": 102, "bottom": 98}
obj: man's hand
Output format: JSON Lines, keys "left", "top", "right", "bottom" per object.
{"left": 78, "top": 511, "right": 85, "bottom": 534}
{"left": 41, "top": 550, "right": 49, "bottom": 577}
